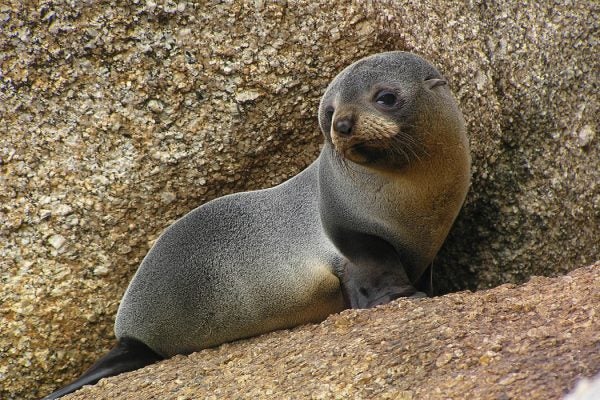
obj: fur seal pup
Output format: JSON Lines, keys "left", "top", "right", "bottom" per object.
{"left": 43, "top": 51, "right": 470, "bottom": 399}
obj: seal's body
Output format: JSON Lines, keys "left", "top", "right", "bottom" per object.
{"left": 44, "top": 51, "right": 470, "bottom": 399}
{"left": 116, "top": 161, "right": 345, "bottom": 357}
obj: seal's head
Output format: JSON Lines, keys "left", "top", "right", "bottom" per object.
{"left": 318, "top": 51, "right": 465, "bottom": 171}
{"left": 317, "top": 52, "right": 471, "bottom": 292}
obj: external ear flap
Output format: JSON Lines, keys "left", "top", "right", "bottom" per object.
{"left": 425, "top": 78, "right": 447, "bottom": 89}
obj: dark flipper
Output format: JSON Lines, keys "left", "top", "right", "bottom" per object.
{"left": 327, "top": 227, "right": 429, "bottom": 308}
{"left": 340, "top": 256, "right": 418, "bottom": 308}
{"left": 333, "top": 234, "right": 420, "bottom": 309}
{"left": 42, "top": 338, "right": 163, "bottom": 399}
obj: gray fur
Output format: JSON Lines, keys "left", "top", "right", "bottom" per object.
{"left": 115, "top": 163, "right": 345, "bottom": 357}
{"left": 115, "top": 51, "right": 470, "bottom": 357}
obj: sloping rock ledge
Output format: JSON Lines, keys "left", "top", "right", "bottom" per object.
{"left": 62, "top": 263, "right": 599, "bottom": 400}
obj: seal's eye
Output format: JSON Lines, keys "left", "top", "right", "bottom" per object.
{"left": 375, "top": 91, "right": 398, "bottom": 107}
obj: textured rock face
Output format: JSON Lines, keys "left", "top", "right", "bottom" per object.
{"left": 0, "top": 1, "right": 597, "bottom": 399}
{"left": 65, "top": 263, "right": 600, "bottom": 399}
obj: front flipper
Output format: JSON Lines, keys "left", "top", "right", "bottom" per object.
{"left": 327, "top": 230, "right": 427, "bottom": 309}
{"left": 339, "top": 258, "right": 421, "bottom": 309}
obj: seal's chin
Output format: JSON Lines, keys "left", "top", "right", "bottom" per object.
{"left": 344, "top": 143, "right": 384, "bottom": 164}
{"left": 332, "top": 140, "right": 412, "bottom": 171}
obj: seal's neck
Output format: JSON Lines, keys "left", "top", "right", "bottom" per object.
{"left": 317, "top": 141, "right": 469, "bottom": 283}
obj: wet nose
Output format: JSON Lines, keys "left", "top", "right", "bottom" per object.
{"left": 334, "top": 117, "right": 354, "bottom": 136}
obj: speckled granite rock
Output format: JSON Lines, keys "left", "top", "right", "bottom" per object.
{"left": 0, "top": 1, "right": 597, "bottom": 399}
{"left": 59, "top": 263, "right": 600, "bottom": 399}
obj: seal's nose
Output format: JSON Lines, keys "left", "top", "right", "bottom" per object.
{"left": 334, "top": 117, "right": 354, "bottom": 136}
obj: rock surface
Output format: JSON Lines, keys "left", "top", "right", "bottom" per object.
{"left": 61, "top": 263, "right": 600, "bottom": 400}
{"left": 0, "top": 1, "right": 598, "bottom": 399}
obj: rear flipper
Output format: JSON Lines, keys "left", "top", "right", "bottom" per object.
{"left": 42, "top": 337, "right": 163, "bottom": 399}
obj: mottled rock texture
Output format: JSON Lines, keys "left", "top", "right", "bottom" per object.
{"left": 0, "top": 1, "right": 597, "bottom": 399}
{"left": 62, "top": 263, "right": 600, "bottom": 399}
